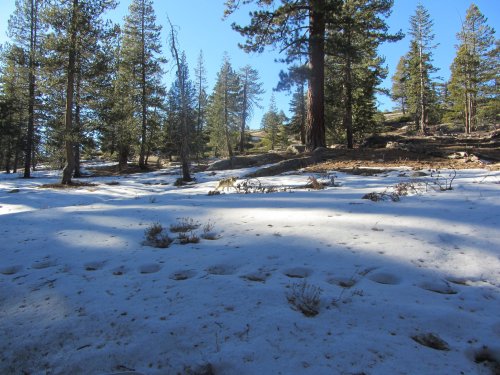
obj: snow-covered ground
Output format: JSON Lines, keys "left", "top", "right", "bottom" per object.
{"left": 1, "top": 163, "right": 499, "bottom": 375}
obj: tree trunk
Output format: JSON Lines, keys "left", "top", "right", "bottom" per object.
{"left": 169, "top": 21, "right": 191, "bottom": 182}
{"left": 24, "top": 0, "right": 38, "bottom": 178}
{"left": 61, "top": 0, "right": 78, "bottom": 185}
{"left": 299, "top": 82, "right": 306, "bottom": 145}
{"left": 343, "top": 47, "right": 354, "bottom": 149}
{"left": 418, "top": 42, "right": 427, "bottom": 135}
{"left": 305, "top": 0, "right": 326, "bottom": 151}
{"left": 239, "top": 80, "right": 248, "bottom": 154}
{"left": 118, "top": 146, "right": 129, "bottom": 170}
{"left": 73, "top": 58, "right": 82, "bottom": 178}
{"left": 138, "top": 0, "right": 147, "bottom": 169}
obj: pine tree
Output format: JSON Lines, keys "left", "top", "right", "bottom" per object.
{"left": 327, "top": 0, "right": 401, "bottom": 148}
{"left": 121, "top": 0, "right": 164, "bottom": 169}
{"left": 207, "top": 55, "right": 240, "bottom": 157}
{"left": 261, "top": 94, "right": 286, "bottom": 150}
{"left": 448, "top": 4, "right": 497, "bottom": 133}
{"left": 193, "top": 50, "right": 208, "bottom": 159}
{"left": 8, "top": 0, "right": 45, "bottom": 178}
{"left": 0, "top": 44, "right": 27, "bottom": 173}
{"left": 406, "top": 4, "right": 438, "bottom": 134}
{"left": 224, "top": 0, "right": 340, "bottom": 151}
{"left": 276, "top": 64, "right": 308, "bottom": 144}
{"left": 168, "top": 20, "right": 195, "bottom": 181}
{"left": 237, "top": 65, "right": 264, "bottom": 154}
{"left": 391, "top": 56, "right": 409, "bottom": 115}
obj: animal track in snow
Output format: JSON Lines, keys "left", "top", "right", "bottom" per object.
{"left": 0, "top": 265, "right": 22, "bottom": 275}
{"left": 84, "top": 260, "right": 107, "bottom": 271}
{"left": 139, "top": 263, "right": 161, "bottom": 274}
{"left": 169, "top": 270, "right": 197, "bottom": 281}
{"left": 31, "top": 259, "right": 57, "bottom": 270}
{"left": 111, "top": 265, "right": 128, "bottom": 276}
{"left": 327, "top": 276, "right": 357, "bottom": 288}
{"left": 206, "top": 264, "right": 238, "bottom": 276}
{"left": 418, "top": 279, "right": 457, "bottom": 294}
{"left": 241, "top": 271, "right": 272, "bottom": 283}
{"left": 368, "top": 272, "right": 401, "bottom": 285}
{"left": 283, "top": 267, "right": 312, "bottom": 278}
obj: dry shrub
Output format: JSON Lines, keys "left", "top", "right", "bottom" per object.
{"left": 286, "top": 281, "right": 322, "bottom": 317}
{"left": 143, "top": 223, "right": 172, "bottom": 248}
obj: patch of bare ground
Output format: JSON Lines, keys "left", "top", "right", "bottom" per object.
{"left": 306, "top": 147, "right": 499, "bottom": 173}
{"left": 86, "top": 163, "right": 160, "bottom": 177}
{"left": 39, "top": 181, "right": 98, "bottom": 189}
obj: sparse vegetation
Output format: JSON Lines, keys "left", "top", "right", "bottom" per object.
{"left": 143, "top": 223, "right": 173, "bottom": 248}
{"left": 286, "top": 281, "right": 322, "bottom": 317}
{"left": 170, "top": 217, "right": 201, "bottom": 233}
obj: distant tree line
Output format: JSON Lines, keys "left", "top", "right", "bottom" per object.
{"left": 0, "top": 1, "right": 498, "bottom": 182}
{"left": 391, "top": 3, "right": 498, "bottom": 135}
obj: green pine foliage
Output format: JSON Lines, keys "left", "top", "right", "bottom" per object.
{"left": 447, "top": 4, "right": 497, "bottom": 133}
{"left": 207, "top": 55, "right": 241, "bottom": 157}
{"left": 120, "top": 0, "right": 165, "bottom": 169}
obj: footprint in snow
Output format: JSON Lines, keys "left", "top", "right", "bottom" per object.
{"left": 283, "top": 267, "right": 312, "bottom": 278}
{"left": 112, "top": 265, "right": 128, "bottom": 276}
{"left": 418, "top": 279, "right": 457, "bottom": 294}
{"left": 169, "top": 270, "right": 197, "bottom": 280}
{"left": 0, "top": 265, "right": 23, "bottom": 275}
{"left": 139, "top": 263, "right": 161, "bottom": 274}
{"left": 84, "top": 261, "right": 107, "bottom": 271}
{"left": 368, "top": 272, "right": 401, "bottom": 285}
{"left": 31, "top": 259, "right": 57, "bottom": 270}
{"left": 206, "top": 264, "right": 238, "bottom": 276}
{"left": 241, "top": 271, "right": 272, "bottom": 283}
{"left": 327, "top": 276, "right": 357, "bottom": 288}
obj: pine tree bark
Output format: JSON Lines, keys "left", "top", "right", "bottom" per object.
{"left": 343, "top": 54, "right": 354, "bottom": 149}
{"left": 61, "top": 0, "right": 78, "bottom": 185}
{"left": 305, "top": 0, "right": 326, "bottom": 151}
{"left": 138, "top": 0, "right": 147, "bottom": 169}
{"left": 24, "top": 0, "right": 38, "bottom": 178}
{"left": 239, "top": 83, "right": 248, "bottom": 154}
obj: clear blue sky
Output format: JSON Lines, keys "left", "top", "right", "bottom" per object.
{"left": 0, "top": 1, "right": 499, "bottom": 129}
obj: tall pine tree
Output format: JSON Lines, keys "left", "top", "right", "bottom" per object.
{"left": 121, "top": 0, "right": 164, "bottom": 169}
{"left": 448, "top": 4, "right": 497, "bottom": 133}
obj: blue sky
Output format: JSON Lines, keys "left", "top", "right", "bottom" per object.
{"left": 0, "top": 0, "right": 498, "bottom": 129}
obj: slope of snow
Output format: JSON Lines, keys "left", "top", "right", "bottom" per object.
{"left": 1, "top": 164, "right": 499, "bottom": 375}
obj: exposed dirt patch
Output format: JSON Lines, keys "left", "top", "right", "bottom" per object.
{"left": 39, "top": 181, "right": 98, "bottom": 189}
{"left": 86, "top": 164, "right": 160, "bottom": 177}
{"left": 305, "top": 147, "right": 499, "bottom": 173}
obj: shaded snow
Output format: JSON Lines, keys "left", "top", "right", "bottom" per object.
{"left": 1, "top": 164, "right": 499, "bottom": 374}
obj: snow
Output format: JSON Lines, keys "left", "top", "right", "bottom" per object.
{"left": 1, "top": 163, "right": 499, "bottom": 374}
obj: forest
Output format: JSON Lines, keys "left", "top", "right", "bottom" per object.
{"left": 1, "top": 2, "right": 500, "bottom": 374}
{"left": 0, "top": 0, "right": 498, "bottom": 182}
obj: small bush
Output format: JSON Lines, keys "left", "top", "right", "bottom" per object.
{"left": 286, "top": 281, "right": 322, "bottom": 317}
{"left": 170, "top": 217, "right": 200, "bottom": 233}
{"left": 201, "top": 220, "right": 219, "bottom": 240}
{"left": 177, "top": 231, "right": 200, "bottom": 245}
{"left": 143, "top": 223, "right": 172, "bottom": 248}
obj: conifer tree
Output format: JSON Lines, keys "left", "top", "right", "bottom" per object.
{"left": 0, "top": 44, "right": 26, "bottom": 173}
{"left": 121, "top": 0, "right": 164, "bottom": 169}
{"left": 238, "top": 65, "right": 264, "bottom": 153}
{"left": 276, "top": 64, "right": 308, "bottom": 145}
{"left": 406, "top": 4, "right": 438, "bottom": 134}
{"left": 8, "top": 0, "right": 45, "bottom": 178}
{"left": 224, "top": 0, "right": 339, "bottom": 151}
{"left": 327, "top": 0, "right": 401, "bottom": 148}
{"left": 207, "top": 55, "right": 240, "bottom": 157}
{"left": 261, "top": 94, "right": 286, "bottom": 150}
{"left": 168, "top": 20, "right": 195, "bottom": 181}
{"left": 391, "top": 56, "right": 409, "bottom": 115}
{"left": 448, "top": 4, "right": 497, "bottom": 133}
{"left": 193, "top": 50, "right": 208, "bottom": 159}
